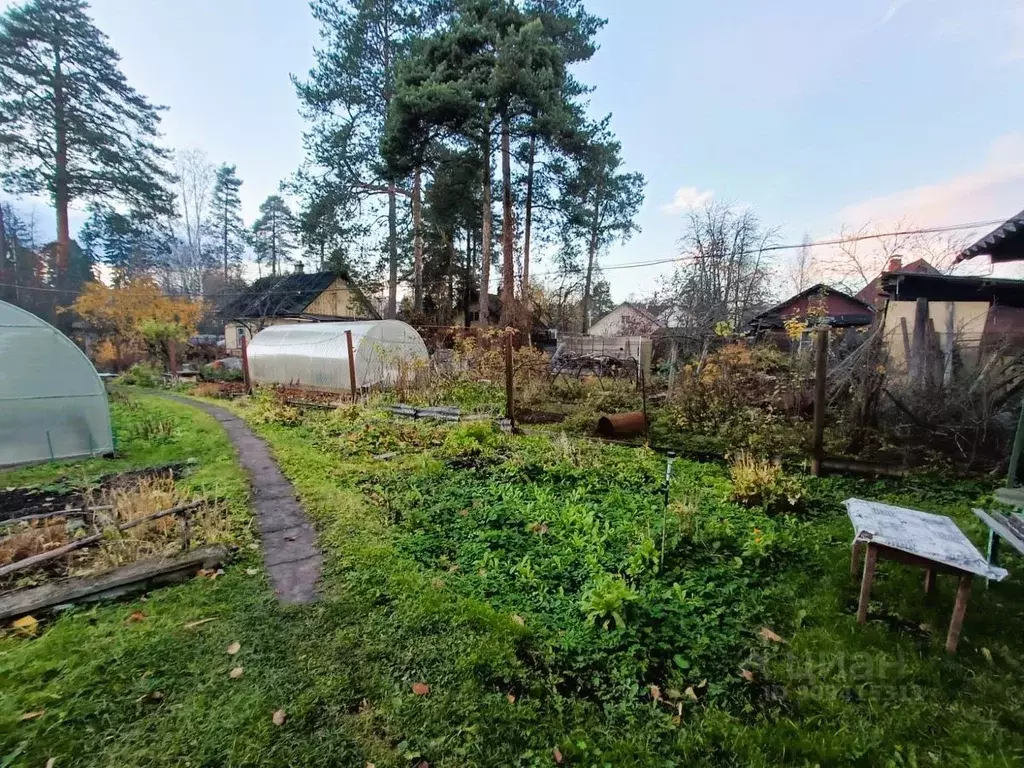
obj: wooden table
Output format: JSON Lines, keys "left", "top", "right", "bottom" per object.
{"left": 846, "top": 499, "right": 1008, "bottom": 653}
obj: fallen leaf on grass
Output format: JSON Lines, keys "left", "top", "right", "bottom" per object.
{"left": 12, "top": 615, "right": 39, "bottom": 636}
{"left": 229, "top": 666, "right": 244, "bottom": 679}
{"left": 45, "top": 759, "right": 56, "bottom": 768}
{"left": 272, "top": 709, "right": 286, "bottom": 726}
{"left": 20, "top": 710, "right": 44, "bottom": 721}
{"left": 740, "top": 669, "right": 756, "bottom": 682}
{"left": 128, "top": 611, "right": 146, "bottom": 622}
{"left": 245, "top": 568, "right": 259, "bottom": 576}
{"left": 649, "top": 684, "right": 662, "bottom": 701}
{"left": 511, "top": 614, "right": 525, "bottom": 626}
{"left": 227, "top": 641, "right": 241, "bottom": 655}
{"left": 552, "top": 746, "right": 563, "bottom": 764}
{"left": 411, "top": 682, "right": 430, "bottom": 696}
{"left": 982, "top": 647, "right": 994, "bottom": 664}
{"left": 416, "top": 762, "right": 430, "bottom": 768}
{"left": 684, "top": 686, "right": 698, "bottom": 702}
{"left": 247, "top": 543, "right": 259, "bottom": 551}
{"left": 183, "top": 618, "right": 217, "bottom": 630}
{"left": 507, "top": 693, "right": 516, "bottom": 704}
{"left": 758, "top": 627, "right": 786, "bottom": 644}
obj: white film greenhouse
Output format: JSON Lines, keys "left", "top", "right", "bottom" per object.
{"left": 0, "top": 300, "right": 114, "bottom": 467}
{"left": 247, "top": 320, "right": 429, "bottom": 391}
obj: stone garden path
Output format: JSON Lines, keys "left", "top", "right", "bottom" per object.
{"left": 163, "top": 395, "right": 321, "bottom": 603}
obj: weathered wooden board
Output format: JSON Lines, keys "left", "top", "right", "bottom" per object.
{"left": 0, "top": 545, "right": 227, "bottom": 621}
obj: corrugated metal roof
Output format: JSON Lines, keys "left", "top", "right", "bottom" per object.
{"left": 958, "top": 209, "right": 1024, "bottom": 263}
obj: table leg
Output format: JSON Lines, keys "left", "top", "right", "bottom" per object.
{"left": 945, "top": 573, "right": 973, "bottom": 654}
{"left": 857, "top": 543, "right": 878, "bottom": 624}
{"left": 850, "top": 541, "right": 865, "bottom": 579}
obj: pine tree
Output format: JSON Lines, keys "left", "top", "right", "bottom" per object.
{"left": 210, "top": 164, "right": 245, "bottom": 279}
{"left": 79, "top": 207, "right": 170, "bottom": 286}
{"left": 552, "top": 118, "right": 644, "bottom": 332}
{"left": 294, "top": 0, "right": 433, "bottom": 318}
{"left": 0, "top": 0, "right": 175, "bottom": 274}
{"left": 517, "top": 0, "right": 604, "bottom": 304}
{"left": 250, "top": 195, "right": 297, "bottom": 277}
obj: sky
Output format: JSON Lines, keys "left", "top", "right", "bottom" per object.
{"left": 3, "top": 0, "right": 1024, "bottom": 300}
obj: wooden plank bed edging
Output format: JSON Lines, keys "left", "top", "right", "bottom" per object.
{"left": 0, "top": 545, "right": 227, "bottom": 621}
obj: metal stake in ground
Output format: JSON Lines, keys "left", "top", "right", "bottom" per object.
{"left": 660, "top": 451, "right": 676, "bottom": 568}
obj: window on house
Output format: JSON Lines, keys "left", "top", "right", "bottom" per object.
{"left": 236, "top": 327, "right": 247, "bottom": 347}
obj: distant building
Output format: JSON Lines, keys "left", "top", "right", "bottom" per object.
{"left": 589, "top": 302, "right": 663, "bottom": 337}
{"left": 223, "top": 270, "right": 378, "bottom": 353}
{"left": 856, "top": 256, "right": 940, "bottom": 309}
{"left": 748, "top": 284, "right": 874, "bottom": 335}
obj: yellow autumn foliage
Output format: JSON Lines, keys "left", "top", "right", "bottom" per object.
{"left": 71, "top": 278, "right": 204, "bottom": 368}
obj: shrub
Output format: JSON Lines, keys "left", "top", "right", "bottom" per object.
{"left": 120, "top": 361, "right": 164, "bottom": 388}
{"left": 728, "top": 451, "right": 803, "bottom": 513}
{"left": 200, "top": 363, "right": 244, "bottom": 382}
{"left": 247, "top": 388, "right": 302, "bottom": 426}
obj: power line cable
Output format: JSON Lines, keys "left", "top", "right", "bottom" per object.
{"left": 0, "top": 216, "right": 1007, "bottom": 297}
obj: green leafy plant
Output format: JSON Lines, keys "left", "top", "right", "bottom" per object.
{"left": 581, "top": 573, "right": 638, "bottom": 630}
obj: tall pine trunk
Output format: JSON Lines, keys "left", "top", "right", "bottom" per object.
{"left": 499, "top": 116, "right": 515, "bottom": 328}
{"left": 522, "top": 132, "right": 535, "bottom": 313}
{"left": 581, "top": 190, "right": 601, "bottom": 334}
{"left": 387, "top": 183, "right": 398, "bottom": 318}
{"left": 479, "top": 125, "right": 492, "bottom": 328}
{"left": 53, "top": 41, "right": 70, "bottom": 275}
{"left": 222, "top": 204, "right": 229, "bottom": 280}
{"left": 463, "top": 227, "right": 472, "bottom": 328}
{"left": 446, "top": 228, "right": 454, "bottom": 324}
{"left": 412, "top": 167, "right": 424, "bottom": 313}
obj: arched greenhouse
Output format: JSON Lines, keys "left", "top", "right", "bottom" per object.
{"left": 247, "top": 320, "right": 429, "bottom": 391}
{"left": 0, "top": 300, "right": 114, "bottom": 467}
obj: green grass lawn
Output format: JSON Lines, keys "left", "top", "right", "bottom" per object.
{"left": 2, "top": 392, "right": 1024, "bottom": 766}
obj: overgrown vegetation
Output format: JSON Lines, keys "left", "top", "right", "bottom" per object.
{"left": 4, "top": 393, "right": 1024, "bottom": 766}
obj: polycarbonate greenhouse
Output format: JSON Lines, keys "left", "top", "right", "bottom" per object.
{"left": 0, "top": 300, "right": 114, "bottom": 467}
{"left": 247, "top": 320, "right": 429, "bottom": 391}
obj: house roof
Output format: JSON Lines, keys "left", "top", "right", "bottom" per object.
{"left": 225, "top": 271, "right": 378, "bottom": 320}
{"left": 595, "top": 302, "right": 664, "bottom": 328}
{"left": 749, "top": 284, "right": 874, "bottom": 329}
{"left": 855, "top": 258, "right": 939, "bottom": 305}
{"left": 880, "top": 271, "right": 1024, "bottom": 307}
{"left": 957, "top": 209, "right": 1024, "bottom": 263}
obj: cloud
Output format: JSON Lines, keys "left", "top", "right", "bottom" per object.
{"left": 661, "top": 186, "right": 713, "bottom": 215}
{"left": 882, "top": 0, "right": 913, "bottom": 24}
{"left": 837, "top": 132, "right": 1024, "bottom": 228}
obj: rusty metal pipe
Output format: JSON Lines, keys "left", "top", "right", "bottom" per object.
{"left": 596, "top": 411, "right": 648, "bottom": 439}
